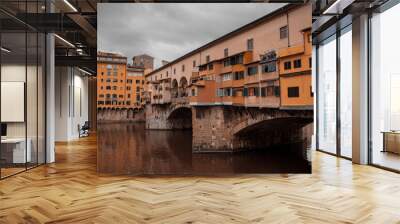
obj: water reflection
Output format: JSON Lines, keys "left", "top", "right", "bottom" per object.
{"left": 97, "top": 122, "right": 311, "bottom": 175}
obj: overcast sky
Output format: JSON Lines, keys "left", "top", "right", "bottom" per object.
{"left": 98, "top": 3, "right": 285, "bottom": 69}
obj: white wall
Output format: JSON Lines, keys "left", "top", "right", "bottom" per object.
{"left": 54, "top": 66, "right": 89, "bottom": 141}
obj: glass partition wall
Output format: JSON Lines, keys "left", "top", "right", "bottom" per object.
{"left": 316, "top": 24, "right": 353, "bottom": 159}
{"left": 370, "top": 3, "right": 400, "bottom": 171}
{"left": 0, "top": 4, "right": 46, "bottom": 179}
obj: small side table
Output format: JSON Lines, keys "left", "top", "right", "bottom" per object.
{"left": 381, "top": 131, "right": 400, "bottom": 154}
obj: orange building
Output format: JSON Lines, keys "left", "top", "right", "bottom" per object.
{"left": 278, "top": 28, "right": 313, "bottom": 109}
{"left": 97, "top": 51, "right": 128, "bottom": 109}
{"left": 97, "top": 52, "right": 148, "bottom": 109}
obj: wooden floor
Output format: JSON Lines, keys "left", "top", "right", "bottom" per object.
{"left": 0, "top": 135, "right": 400, "bottom": 223}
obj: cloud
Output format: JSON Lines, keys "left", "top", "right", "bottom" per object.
{"left": 98, "top": 3, "right": 285, "bottom": 68}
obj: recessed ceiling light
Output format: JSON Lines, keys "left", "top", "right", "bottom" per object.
{"left": 63, "top": 0, "right": 78, "bottom": 12}
{"left": 54, "top": 34, "right": 75, "bottom": 48}
{"left": 1, "top": 47, "right": 11, "bottom": 53}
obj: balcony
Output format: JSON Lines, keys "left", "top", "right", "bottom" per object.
{"left": 259, "top": 96, "right": 280, "bottom": 108}
{"left": 232, "top": 96, "right": 244, "bottom": 106}
{"left": 189, "top": 80, "right": 216, "bottom": 106}
{"left": 245, "top": 74, "right": 259, "bottom": 84}
{"left": 222, "top": 96, "right": 232, "bottom": 105}
{"left": 245, "top": 96, "right": 259, "bottom": 107}
{"left": 278, "top": 44, "right": 304, "bottom": 58}
{"left": 260, "top": 71, "right": 279, "bottom": 81}
{"left": 232, "top": 79, "right": 244, "bottom": 88}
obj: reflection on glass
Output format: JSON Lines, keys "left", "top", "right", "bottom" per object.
{"left": 371, "top": 4, "right": 400, "bottom": 171}
{"left": 340, "top": 27, "right": 352, "bottom": 158}
{"left": 1, "top": 32, "right": 27, "bottom": 177}
{"left": 318, "top": 35, "right": 337, "bottom": 154}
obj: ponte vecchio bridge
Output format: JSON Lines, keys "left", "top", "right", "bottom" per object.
{"left": 144, "top": 4, "right": 313, "bottom": 152}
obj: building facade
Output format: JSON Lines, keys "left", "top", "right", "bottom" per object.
{"left": 97, "top": 51, "right": 128, "bottom": 109}
{"left": 145, "top": 4, "right": 312, "bottom": 111}
{"left": 97, "top": 52, "right": 147, "bottom": 109}
{"left": 126, "top": 66, "right": 146, "bottom": 109}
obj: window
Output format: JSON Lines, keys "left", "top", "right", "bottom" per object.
{"left": 106, "top": 86, "right": 111, "bottom": 90}
{"left": 224, "top": 48, "right": 228, "bottom": 57}
{"left": 192, "top": 89, "right": 196, "bottom": 96}
{"left": 99, "top": 94, "right": 104, "bottom": 98}
{"left": 274, "top": 86, "right": 280, "bottom": 96}
{"left": 262, "top": 62, "right": 276, "bottom": 73}
{"left": 294, "top": 59, "right": 302, "bottom": 68}
{"left": 261, "top": 87, "right": 266, "bottom": 97}
{"left": 222, "top": 73, "right": 232, "bottom": 81}
{"left": 206, "top": 55, "right": 210, "bottom": 63}
{"left": 310, "top": 86, "right": 314, "bottom": 97}
{"left": 247, "top": 66, "right": 258, "bottom": 76}
{"left": 127, "top": 94, "right": 131, "bottom": 98}
{"left": 208, "top": 63, "right": 214, "bottom": 70}
{"left": 217, "top": 88, "right": 224, "bottom": 97}
{"left": 318, "top": 35, "right": 337, "bottom": 155}
{"left": 136, "top": 86, "right": 140, "bottom": 92}
{"left": 182, "top": 64, "right": 185, "bottom": 72}
{"left": 119, "top": 94, "right": 124, "bottom": 98}
{"left": 174, "top": 68, "right": 176, "bottom": 74}
{"left": 234, "top": 71, "right": 244, "bottom": 80}
{"left": 247, "top": 38, "right": 254, "bottom": 51}
{"left": 309, "top": 57, "right": 312, "bottom": 68}
{"left": 229, "top": 54, "right": 243, "bottom": 65}
{"left": 267, "top": 86, "right": 274, "bottom": 96}
{"left": 136, "top": 80, "right": 140, "bottom": 84}
{"left": 193, "top": 60, "right": 196, "bottom": 67}
{"left": 112, "top": 86, "right": 117, "bottom": 90}
{"left": 224, "top": 88, "right": 232, "bottom": 96}
{"left": 243, "top": 88, "right": 248, "bottom": 97}
{"left": 284, "top": 61, "right": 291, "bottom": 70}
{"left": 280, "top": 25, "right": 288, "bottom": 39}
{"left": 223, "top": 59, "right": 230, "bottom": 67}
{"left": 127, "top": 80, "right": 133, "bottom": 84}
{"left": 288, "top": 87, "right": 299, "bottom": 97}
{"left": 127, "top": 86, "right": 131, "bottom": 90}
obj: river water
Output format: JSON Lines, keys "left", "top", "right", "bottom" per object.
{"left": 97, "top": 122, "right": 311, "bottom": 175}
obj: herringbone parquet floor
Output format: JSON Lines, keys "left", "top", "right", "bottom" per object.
{"left": 0, "top": 135, "right": 400, "bottom": 224}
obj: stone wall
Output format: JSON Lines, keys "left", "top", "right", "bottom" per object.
{"left": 97, "top": 108, "right": 145, "bottom": 122}
{"left": 144, "top": 103, "right": 313, "bottom": 152}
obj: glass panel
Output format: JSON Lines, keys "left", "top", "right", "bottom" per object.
{"left": 317, "top": 35, "right": 337, "bottom": 154}
{"left": 371, "top": 4, "right": 400, "bottom": 171}
{"left": 27, "top": 31, "right": 38, "bottom": 169}
{"left": 339, "top": 27, "right": 352, "bottom": 158}
{"left": 1, "top": 31, "right": 27, "bottom": 177}
{"left": 38, "top": 32, "right": 45, "bottom": 165}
